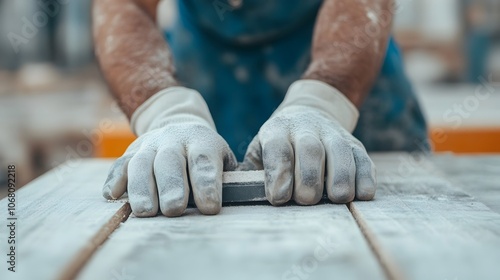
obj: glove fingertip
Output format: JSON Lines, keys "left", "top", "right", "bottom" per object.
{"left": 223, "top": 150, "right": 238, "bottom": 171}
{"left": 102, "top": 185, "right": 115, "bottom": 200}
{"left": 107, "top": 183, "right": 127, "bottom": 200}
{"left": 241, "top": 137, "right": 264, "bottom": 170}
{"left": 352, "top": 146, "right": 377, "bottom": 201}
{"left": 194, "top": 183, "right": 222, "bottom": 215}
{"left": 198, "top": 203, "right": 222, "bottom": 215}
{"left": 355, "top": 176, "right": 377, "bottom": 201}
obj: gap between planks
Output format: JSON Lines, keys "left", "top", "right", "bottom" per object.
{"left": 347, "top": 202, "right": 405, "bottom": 280}
{"left": 57, "top": 203, "right": 132, "bottom": 280}
{"left": 66, "top": 202, "right": 397, "bottom": 280}
{"left": 63, "top": 169, "right": 397, "bottom": 280}
{"left": 62, "top": 204, "right": 398, "bottom": 279}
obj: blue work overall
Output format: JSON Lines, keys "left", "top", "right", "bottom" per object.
{"left": 164, "top": 0, "right": 429, "bottom": 160}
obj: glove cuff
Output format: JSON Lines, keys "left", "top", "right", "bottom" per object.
{"left": 130, "top": 87, "right": 216, "bottom": 136}
{"left": 278, "top": 79, "right": 360, "bottom": 132}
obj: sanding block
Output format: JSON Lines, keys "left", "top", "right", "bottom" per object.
{"left": 188, "top": 170, "right": 329, "bottom": 205}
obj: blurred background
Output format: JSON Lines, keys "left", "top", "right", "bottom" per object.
{"left": 1, "top": 0, "right": 499, "bottom": 197}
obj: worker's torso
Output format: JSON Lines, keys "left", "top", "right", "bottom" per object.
{"left": 164, "top": 0, "right": 429, "bottom": 159}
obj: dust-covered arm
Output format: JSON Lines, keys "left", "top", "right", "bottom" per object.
{"left": 303, "top": 0, "right": 395, "bottom": 107}
{"left": 93, "top": 0, "right": 237, "bottom": 218}
{"left": 92, "top": 0, "right": 177, "bottom": 118}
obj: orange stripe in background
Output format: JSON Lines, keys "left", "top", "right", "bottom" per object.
{"left": 95, "top": 126, "right": 136, "bottom": 158}
{"left": 94, "top": 125, "right": 500, "bottom": 158}
{"left": 430, "top": 127, "right": 500, "bottom": 154}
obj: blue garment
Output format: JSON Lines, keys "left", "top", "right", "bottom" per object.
{"left": 165, "top": 0, "right": 429, "bottom": 160}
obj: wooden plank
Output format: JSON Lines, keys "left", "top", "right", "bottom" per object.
{"left": 0, "top": 160, "right": 130, "bottom": 280}
{"left": 4, "top": 153, "right": 498, "bottom": 280}
{"left": 78, "top": 205, "right": 385, "bottom": 280}
{"left": 351, "top": 153, "right": 500, "bottom": 280}
{"left": 432, "top": 154, "right": 500, "bottom": 214}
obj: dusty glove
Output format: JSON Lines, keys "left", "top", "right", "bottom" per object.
{"left": 242, "top": 80, "right": 376, "bottom": 205}
{"left": 103, "top": 87, "right": 237, "bottom": 217}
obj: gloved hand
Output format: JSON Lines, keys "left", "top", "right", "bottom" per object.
{"left": 103, "top": 87, "right": 237, "bottom": 217}
{"left": 241, "top": 80, "right": 376, "bottom": 205}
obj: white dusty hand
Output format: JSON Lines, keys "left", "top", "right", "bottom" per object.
{"left": 242, "top": 80, "right": 376, "bottom": 205}
{"left": 103, "top": 87, "right": 237, "bottom": 217}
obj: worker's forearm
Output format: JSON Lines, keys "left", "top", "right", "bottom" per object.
{"left": 93, "top": 0, "right": 177, "bottom": 118}
{"left": 303, "top": 0, "right": 394, "bottom": 107}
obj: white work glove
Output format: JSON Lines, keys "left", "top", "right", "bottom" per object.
{"left": 103, "top": 87, "right": 237, "bottom": 217}
{"left": 242, "top": 80, "right": 376, "bottom": 205}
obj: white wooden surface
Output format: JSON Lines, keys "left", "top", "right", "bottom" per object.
{"left": 1, "top": 154, "right": 500, "bottom": 280}
{"left": 78, "top": 205, "right": 384, "bottom": 280}
{"left": 351, "top": 153, "right": 500, "bottom": 280}
{"left": 0, "top": 160, "right": 129, "bottom": 280}
{"left": 433, "top": 154, "right": 500, "bottom": 214}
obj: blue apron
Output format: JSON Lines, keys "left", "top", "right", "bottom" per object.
{"left": 165, "top": 0, "right": 429, "bottom": 160}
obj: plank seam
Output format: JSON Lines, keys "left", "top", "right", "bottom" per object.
{"left": 347, "top": 202, "right": 405, "bottom": 280}
{"left": 57, "top": 203, "right": 132, "bottom": 280}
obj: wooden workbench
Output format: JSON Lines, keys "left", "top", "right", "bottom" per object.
{"left": 1, "top": 153, "right": 499, "bottom": 280}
